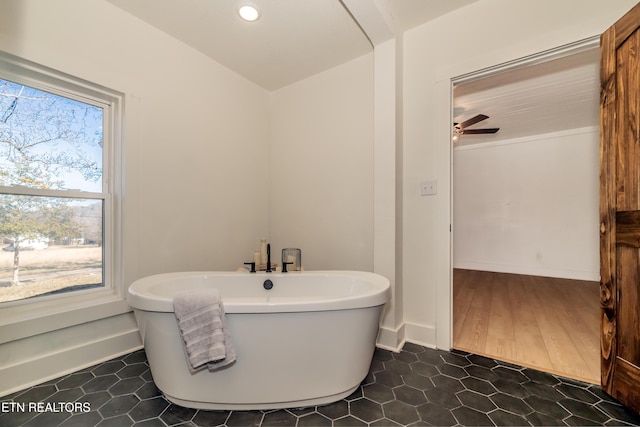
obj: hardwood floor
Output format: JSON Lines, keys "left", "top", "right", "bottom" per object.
{"left": 453, "top": 269, "right": 600, "bottom": 384}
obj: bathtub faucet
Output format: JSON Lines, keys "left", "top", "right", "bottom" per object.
{"left": 266, "top": 243, "right": 272, "bottom": 273}
{"left": 282, "top": 261, "right": 293, "bottom": 273}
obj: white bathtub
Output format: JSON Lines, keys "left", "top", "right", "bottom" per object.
{"left": 127, "top": 270, "right": 390, "bottom": 410}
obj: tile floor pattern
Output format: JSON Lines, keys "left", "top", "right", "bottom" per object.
{"left": 2, "top": 343, "right": 640, "bottom": 426}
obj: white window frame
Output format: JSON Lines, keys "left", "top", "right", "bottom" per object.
{"left": 0, "top": 51, "right": 129, "bottom": 342}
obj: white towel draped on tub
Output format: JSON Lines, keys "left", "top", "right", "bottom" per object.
{"left": 173, "top": 289, "right": 236, "bottom": 372}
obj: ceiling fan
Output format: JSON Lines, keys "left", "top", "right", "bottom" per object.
{"left": 452, "top": 114, "right": 499, "bottom": 141}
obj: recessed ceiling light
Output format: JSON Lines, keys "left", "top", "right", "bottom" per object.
{"left": 238, "top": 5, "right": 260, "bottom": 22}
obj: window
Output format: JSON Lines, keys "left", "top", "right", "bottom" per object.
{"left": 0, "top": 52, "right": 122, "bottom": 314}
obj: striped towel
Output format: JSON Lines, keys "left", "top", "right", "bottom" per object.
{"left": 173, "top": 289, "right": 236, "bottom": 372}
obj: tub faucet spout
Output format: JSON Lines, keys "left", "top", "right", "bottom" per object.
{"left": 266, "top": 243, "right": 272, "bottom": 273}
{"left": 282, "top": 261, "right": 293, "bottom": 273}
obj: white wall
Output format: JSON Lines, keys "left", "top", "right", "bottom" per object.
{"left": 401, "top": 0, "right": 638, "bottom": 350}
{"left": 0, "top": 0, "right": 377, "bottom": 396}
{"left": 0, "top": 0, "right": 271, "bottom": 273}
{"left": 269, "top": 54, "right": 374, "bottom": 271}
{"left": 453, "top": 128, "right": 600, "bottom": 281}
{"left": 0, "top": 0, "right": 270, "bottom": 395}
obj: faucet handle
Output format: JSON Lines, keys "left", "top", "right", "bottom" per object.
{"left": 282, "top": 261, "right": 293, "bottom": 273}
{"left": 243, "top": 262, "right": 256, "bottom": 273}
{"left": 266, "top": 243, "right": 272, "bottom": 273}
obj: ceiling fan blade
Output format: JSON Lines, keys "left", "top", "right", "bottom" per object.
{"left": 462, "top": 128, "right": 500, "bottom": 134}
{"left": 458, "top": 114, "right": 489, "bottom": 129}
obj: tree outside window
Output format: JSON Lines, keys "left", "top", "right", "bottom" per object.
{"left": 0, "top": 78, "right": 104, "bottom": 302}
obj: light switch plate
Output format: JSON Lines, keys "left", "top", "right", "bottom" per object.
{"left": 420, "top": 180, "right": 437, "bottom": 196}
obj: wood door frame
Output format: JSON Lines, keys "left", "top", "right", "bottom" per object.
{"left": 599, "top": 1, "right": 640, "bottom": 410}
{"left": 448, "top": 36, "right": 600, "bottom": 350}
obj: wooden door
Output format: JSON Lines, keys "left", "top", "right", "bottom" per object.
{"left": 600, "top": 1, "right": 640, "bottom": 414}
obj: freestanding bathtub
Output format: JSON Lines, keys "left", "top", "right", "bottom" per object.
{"left": 127, "top": 270, "right": 390, "bottom": 410}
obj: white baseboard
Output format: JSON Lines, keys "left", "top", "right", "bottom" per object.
{"left": 4, "top": 318, "right": 437, "bottom": 397}
{"left": 376, "top": 323, "right": 405, "bottom": 352}
{"left": 454, "top": 261, "right": 600, "bottom": 282}
{"left": 377, "top": 321, "right": 437, "bottom": 352}
{"left": 403, "top": 322, "right": 436, "bottom": 349}
{"left": 0, "top": 314, "right": 142, "bottom": 398}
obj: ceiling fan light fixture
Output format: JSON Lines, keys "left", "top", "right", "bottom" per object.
{"left": 452, "top": 127, "right": 462, "bottom": 143}
{"left": 238, "top": 4, "right": 260, "bottom": 22}
{"left": 452, "top": 113, "right": 500, "bottom": 141}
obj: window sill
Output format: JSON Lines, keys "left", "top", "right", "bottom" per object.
{"left": 0, "top": 289, "right": 132, "bottom": 344}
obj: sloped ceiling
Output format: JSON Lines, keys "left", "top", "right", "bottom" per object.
{"left": 105, "top": 0, "right": 477, "bottom": 91}
{"left": 105, "top": 0, "right": 599, "bottom": 141}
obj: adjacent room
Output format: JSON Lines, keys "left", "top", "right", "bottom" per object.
{"left": 451, "top": 46, "right": 601, "bottom": 384}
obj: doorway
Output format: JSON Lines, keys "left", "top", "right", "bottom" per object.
{"left": 451, "top": 39, "right": 601, "bottom": 384}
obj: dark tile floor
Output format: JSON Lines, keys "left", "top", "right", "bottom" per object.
{"left": 2, "top": 343, "right": 640, "bottom": 426}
